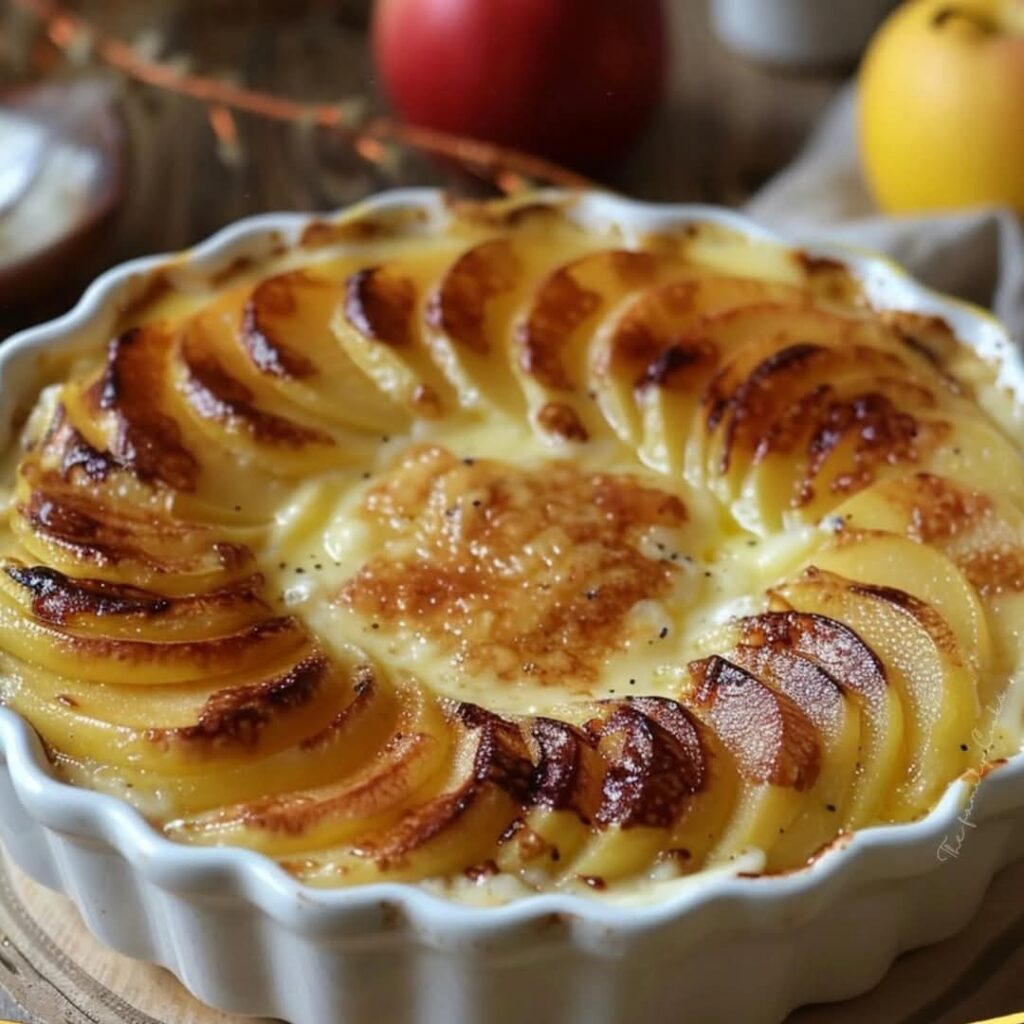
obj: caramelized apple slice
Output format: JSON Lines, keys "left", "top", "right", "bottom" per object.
{"left": 240, "top": 270, "right": 408, "bottom": 432}
{"left": 687, "top": 656, "right": 820, "bottom": 864}
{"left": 332, "top": 259, "right": 459, "bottom": 418}
{"left": 494, "top": 717, "right": 603, "bottom": 880}
{"left": 12, "top": 468, "right": 257, "bottom": 596}
{"left": 0, "top": 561, "right": 269, "bottom": 642}
{"left": 726, "top": 640, "right": 860, "bottom": 863}
{"left": 424, "top": 239, "right": 529, "bottom": 416}
{"left": 109, "top": 663, "right": 401, "bottom": 815}
{"left": 774, "top": 568, "right": 977, "bottom": 817}
{"left": 735, "top": 611, "right": 902, "bottom": 829}
{"left": 170, "top": 316, "right": 349, "bottom": 476}
{"left": 564, "top": 698, "right": 713, "bottom": 882}
{"left": 514, "top": 249, "right": 680, "bottom": 444}
{"left": 3, "top": 644, "right": 357, "bottom": 773}
{"left": 834, "top": 474, "right": 1024, "bottom": 710}
{"left": 706, "top": 344, "right": 916, "bottom": 498}
{"left": 737, "top": 374, "right": 951, "bottom": 533}
{"left": 287, "top": 703, "right": 533, "bottom": 886}
{"left": 70, "top": 326, "right": 297, "bottom": 513}
{"left": 166, "top": 681, "right": 449, "bottom": 853}
{"left": 0, "top": 597, "right": 306, "bottom": 686}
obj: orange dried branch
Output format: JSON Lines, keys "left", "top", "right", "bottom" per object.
{"left": 11, "top": 0, "right": 597, "bottom": 193}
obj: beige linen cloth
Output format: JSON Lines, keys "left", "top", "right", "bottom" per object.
{"left": 745, "top": 86, "right": 1024, "bottom": 343}
{"left": 753, "top": 87, "right": 1024, "bottom": 1024}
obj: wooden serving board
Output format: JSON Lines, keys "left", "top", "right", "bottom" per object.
{"left": 1, "top": 847, "right": 1023, "bottom": 1024}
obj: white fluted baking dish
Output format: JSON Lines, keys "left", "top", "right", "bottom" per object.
{"left": 1, "top": 189, "right": 1024, "bottom": 1024}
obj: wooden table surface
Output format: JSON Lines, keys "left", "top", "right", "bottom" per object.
{"left": 0, "top": 1, "right": 1021, "bottom": 1022}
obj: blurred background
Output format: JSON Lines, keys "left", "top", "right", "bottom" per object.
{"left": 0, "top": 0, "right": 1021, "bottom": 336}
{"left": 0, "top": 0, "right": 872, "bottom": 330}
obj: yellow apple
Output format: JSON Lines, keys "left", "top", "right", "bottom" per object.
{"left": 859, "top": 0, "right": 1024, "bottom": 214}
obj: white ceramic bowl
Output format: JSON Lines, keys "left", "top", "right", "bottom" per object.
{"left": 1, "top": 190, "right": 1023, "bottom": 1024}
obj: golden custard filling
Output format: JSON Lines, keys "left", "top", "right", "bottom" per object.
{"left": 2, "top": 196, "right": 1024, "bottom": 900}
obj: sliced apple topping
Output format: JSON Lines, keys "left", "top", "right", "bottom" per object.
{"left": 735, "top": 611, "right": 901, "bottom": 829}
{"left": 774, "top": 566, "right": 977, "bottom": 817}
{"left": 0, "top": 196, "right": 1013, "bottom": 894}
{"left": 423, "top": 238, "right": 530, "bottom": 416}
{"left": 514, "top": 249, "right": 683, "bottom": 443}
{"left": 333, "top": 260, "right": 458, "bottom": 418}
{"left": 166, "top": 680, "right": 449, "bottom": 852}
{"left": 687, "top": 655, "right": 821, "bottom": 863}
{"left": 240, "top": 270, "right": 409, "bottom": 433}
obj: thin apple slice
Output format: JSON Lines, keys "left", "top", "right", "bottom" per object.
{"left": 332, "top": 259, "right": 460, "bottom": 418}
{"left": 11, "top": 466, "right": 257, "bottom": 596}
{"left": 810, "top": 530, "right": 992, "bottom": 675}
{"left": 737, "top": 371, "right": 951, "bottom": 533}
{"left": 286, "top": 702, "right": 534, "bottom": 886}
{"left": 50, "top": 381, "right": 281, "bottom": 530}
{"left": 725, "top": 639, "right": 859, "bottom": 865}
{"left": 834, "top": 474, "right": 1024, "bottom": 711}
{"left": 166, "top": 681, "right": 450, "bottom": 854}
{"left": 735, "top": 611, "right": 902, "bottom": 829}
{"left": 687, "top": 655, "right": 821, "bottom": 865}
{"left": 170, "top": 316, "right": 353, "bottom": 477}
{"left": 513, "top": 249, "right": 684, "bottom": 444}
{"left": 927, "top": 412, "right": 1024, "bottom": 508}
{"left": 563, "top": 697, "right": 714, "bottom": 882}
{"left": 423, "top": 238, "right": 531, "bottom": 417}
{"left": 773, "top": 568, "right": 977, "bottom": 818}
{"left": 104, "top": 662, "right": 401, "bottom": 815}
{"left": 0, "top": 560, "right": 269, "bottom": 642}
{"left": 494, "top": 717, "right": 603, "bottom": 880}
{"left": 240, "top": 269, "right": 409, "bottom": 433}
{"left": 0, "top": 592, "right": 305, "bottom": 685}
{"left": 3, "top": 643, "right": 360, "bottom": 774}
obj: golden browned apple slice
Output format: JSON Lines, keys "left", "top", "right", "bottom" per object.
{"left": 11, "top": 466, "right": 257, "bottom": 596}
{"left": 513, "top": 249, "right": 683, "bottom": 444}
{"left": 706, "top": 344, "right": 914, "bottom": 494}
{"left": 67, "top": 325, "right": 303, "bottom": 517}
{"left": 834, "top": 474, "right": 1024, "bottom": 711}
{"left": 736, "top": 369, "right": 952, "bottom": 533}
{"left": 332, "top": 258, "right": 460, "bottom": 419}
{"left": 686, "top": 655, "right": 821, "bottom": 865}
{"left": 286, "top": 702, "right": 534, "bottom": 886}
{"left": 423, "top": 238, "right": 532, "bottom": 417}
{"left": 735, "top": 611, "right": 902, "bottom": 829}
{"left": 681, "top": 305, "right": 875, "bottom": 484}
{"left": 725, "top": 637, "right": 860, "bottom": 864}
{"left": 773, "top": 568, "right": 977, "bottom": 818}
{"left": 599, "top": 275, "right": 841, "bottom": 466}
{"left": 99, "top": 661, "right": 401, "bottom": 815}
{"left": 0, "top": 560, "right": 269, "bottom": 642}
{"left": 558, "top": 697, "right": 720, "bottom": 883}
{"left": 165, "top": 681, "right": 450, "bottom": 853}
{"left": 3, "top": 642, "right": 358, "bottom": 774}
{"left": 239, "top": 269, "right": 409, "bottom": 433}
{"left": 493, "top": 716, "right": 604, "bottom": 880}
{"left": 170, "top": 316, "right": 350, "bottom": 477}
{"left": 0, "top": 580, "right": 305, "bottom": 686}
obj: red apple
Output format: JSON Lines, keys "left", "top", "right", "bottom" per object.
{"left": 372, "top": 0, "right": 668, "bottom": 169}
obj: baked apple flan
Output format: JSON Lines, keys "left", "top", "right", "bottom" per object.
{"left": 2, "top": 196, "right": 1023, "bottom": 901}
